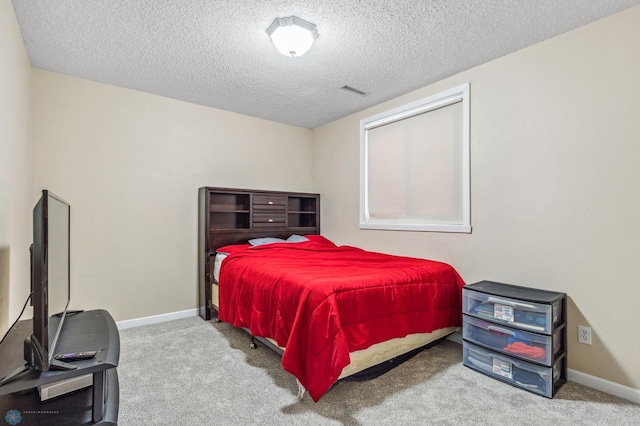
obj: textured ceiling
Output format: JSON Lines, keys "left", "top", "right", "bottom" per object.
{"left": 11, "top": 0, "right": 640, "bottom": 129}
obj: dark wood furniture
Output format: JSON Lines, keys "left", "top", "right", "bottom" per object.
{"left": 198, "top": 187, "right": 320, "bottom": 320}
{"left": 462, "top": 281, "right": 567, "bottom": 398}
{"left": 0, "top": 309, "right": 120, "bottom": 425}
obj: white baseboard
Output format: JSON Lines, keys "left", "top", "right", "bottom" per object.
{"left": 568, "top": 368, "right": 640, "bottom": 404}
{"left": 116, "top": 308, "right": 198, "bottom": 330}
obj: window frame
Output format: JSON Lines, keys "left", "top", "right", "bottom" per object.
{"left": 359, "top": 83, "right": 471, "bottom": 233}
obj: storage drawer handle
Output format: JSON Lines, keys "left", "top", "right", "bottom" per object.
{"left": 487, "top": 325, "right": 515, "bottom": 336}
{"left": 268, "top": 201, "right": 274, "bottom": 205}
{"left": 268, "top": 219, "right": 274, "bottom": 223}
{"left": 487, "top": 296, "right": 536, "bottom": 309}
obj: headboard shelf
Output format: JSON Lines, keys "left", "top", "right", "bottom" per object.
{"left": 198, "top": 187, "right": 320, "bottom": 320}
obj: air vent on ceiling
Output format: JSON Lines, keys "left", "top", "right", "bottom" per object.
{"left": 340, "top": 85, "right": 367, "bottom": 96}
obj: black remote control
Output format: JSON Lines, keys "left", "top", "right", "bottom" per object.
{"left": 53, "top": 350, "right": 97, "bottom": 361}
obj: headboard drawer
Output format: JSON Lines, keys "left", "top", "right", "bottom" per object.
{"left": 253, "top": 195, "right": 286, "bottom": 210}
{"left": 253, "top": 213, "right": 286, "bottom": 227}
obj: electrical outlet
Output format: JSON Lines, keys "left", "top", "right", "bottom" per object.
{"left": 578, "top": 325, "right": 592, "bottom": 345}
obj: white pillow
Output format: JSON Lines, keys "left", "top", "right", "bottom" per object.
{"left": 248, "top": 237, "right": 286, "bottom": 246}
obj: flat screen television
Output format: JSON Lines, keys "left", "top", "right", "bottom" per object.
{"left": 24, "top": 190, "right": 74, "bottom": 371}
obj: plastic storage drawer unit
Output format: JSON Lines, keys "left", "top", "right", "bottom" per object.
{"left": 462, "top": 315, "right": 563, "bottom": 365}
{"left": 462, "top": 286, "right": 563, "bottom": 334}
{"left": 463, "top": 342, "right": 565, "bottom": 398}
{"left": 462, "top": 281, "right": 567, "bottom": 398}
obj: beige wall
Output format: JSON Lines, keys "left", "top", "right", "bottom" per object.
{"left": 7, "top": 1, "right": 639, "bottom": 393}
{"left": 31, "top": 70, "right": 313, "bottom": 321}
{"left": 0, "top": 1, "right": 32, "bottom": 334}
{"left": 313, "top": 7, "right": 640, "bottom": 390}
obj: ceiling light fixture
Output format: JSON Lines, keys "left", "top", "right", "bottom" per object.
{"left": 266, "top": 16, "right": 319, "bottom": 57}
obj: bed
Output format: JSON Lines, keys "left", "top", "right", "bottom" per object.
{"left": 198, "top": 187, "right": 465, "bottom": 401}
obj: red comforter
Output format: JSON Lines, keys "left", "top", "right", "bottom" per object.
{"left": 217, "top": 236, "right": 465, "bottom": 401}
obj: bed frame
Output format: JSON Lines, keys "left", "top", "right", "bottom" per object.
{"left": 197, "top": 186, "right": 457, "bottom": 395}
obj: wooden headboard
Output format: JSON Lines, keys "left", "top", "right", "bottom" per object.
{"left": 198, "top": 187, "right": 320, "bottom": 320}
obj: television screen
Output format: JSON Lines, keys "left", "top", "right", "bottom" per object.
{"left": 26, "top": 190, "right": 72, "bottom": 371}
{"left": 45, "top": 192, "right": 71, "bottom": 354}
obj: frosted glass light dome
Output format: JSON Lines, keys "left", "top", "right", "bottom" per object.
{"left": 266, "top": 16, "right": 319, "bottom": 57}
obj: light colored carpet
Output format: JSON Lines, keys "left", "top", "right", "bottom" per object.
{"left": 118, "top": 316, "right": 639, "bottom": 425}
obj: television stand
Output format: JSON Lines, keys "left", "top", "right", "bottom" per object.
{"left": 0, "top": 309, "right": 119, "bottom": 425}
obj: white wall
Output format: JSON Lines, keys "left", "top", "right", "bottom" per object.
{"left": 0, "top": 0, "right": 32, "bottom": 333}
{"left": 31, "top": 70, "right": 313, "bottom": 322}
{"left": 312, "top": 7, "right": 640, "bottom": 390}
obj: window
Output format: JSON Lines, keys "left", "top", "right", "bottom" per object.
{"left": 360, "top": 83, "right": 470, "bottom": 233}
